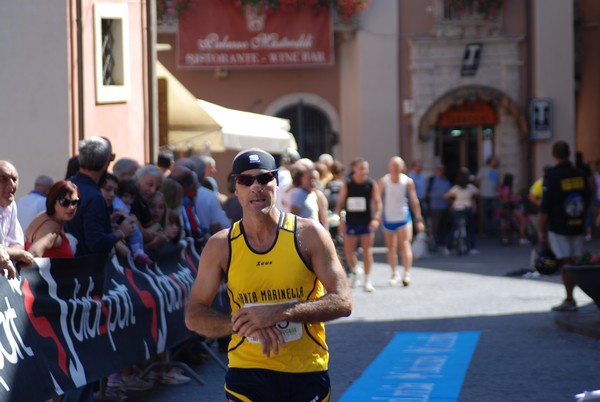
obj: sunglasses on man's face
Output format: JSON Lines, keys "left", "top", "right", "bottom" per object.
{"left": 58, "top": 198, "right": 80, "bottom": 208}
{"left": 235, "top": 171, "right": 278, "bottom": 187}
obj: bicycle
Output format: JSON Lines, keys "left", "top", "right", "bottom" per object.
{"left": 496, "top": 206, "right": 537, "bottom": 246}
{"left": 452, "top": 209, "right": 469, "bottom": 256}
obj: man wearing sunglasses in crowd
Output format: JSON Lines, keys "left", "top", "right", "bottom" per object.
{"left": 0, "top": 160, "right": 34, "bottom": 279}
{"left": 186, "top": 148, "right": 352, "bottom": 402}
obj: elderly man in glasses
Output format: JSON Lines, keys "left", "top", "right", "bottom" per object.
{"left": 186, "top": 148, "right": 352, "bottom": 402}
{"left": 0, "top": 160, "right": 34, "bottom": 279}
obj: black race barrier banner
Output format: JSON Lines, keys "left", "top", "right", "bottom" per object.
{"left": 0, "top": 240, "right": 200, "bottom": 402}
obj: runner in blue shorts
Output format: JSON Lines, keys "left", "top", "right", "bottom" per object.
{"left": 378, "top": 157, "right": 425, "bottom": 287}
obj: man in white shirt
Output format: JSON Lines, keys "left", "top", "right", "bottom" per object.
{"left": 17, "top": 174, "right": 54, "bottom": 230}
{"left": 0, "top": 161, "right": 34, "bottom": 278}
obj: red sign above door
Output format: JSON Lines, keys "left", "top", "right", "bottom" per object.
{"left": 177, "top": 0, "right": 334, "bottom": 69}
{"left": 437, "top": 100, "right": 498, "bottom": 127}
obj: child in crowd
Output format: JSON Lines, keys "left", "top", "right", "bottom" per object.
{"left": 165, "top": 208, "right": 183, "bottom": 243}
{"left": 100, "top": 174, "right": 155, "bottom": 396}
{"left": 114, "top": 178, "right": 153, "bottom": 265}
{"left": 144, "top": 191, "right": 191, "bottom": 385}
{"left": 144, "top": 191, "right": 170, "bottom": 251}
{"left": 100, "top": 173, "right": 131, "bottom": 259}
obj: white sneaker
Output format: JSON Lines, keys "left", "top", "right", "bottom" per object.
{"left": 121, "top": 374, "right": 153, "bottom": 391}
{"left": 402, "top": 274, "right": 411, "bottom": 287}
{"left": 350, "top": 267, "right": 364, "bottom": 288}
{"left": 389, "top": 273, "right": 399, "bottom": 286}
{"left": 519, "top": 238, "right": 531, "bottom": 246}
{"left": 443, "top": 248, "right": 451, "bottom": 256}
{"left": 161, "top": 368, "right": 191, "bottom": 385}
{"left": 364, "top": 282, "right": 375, "bottom": 293}
{"left": 468, "top": 249, "right": 480, "bottom": 256}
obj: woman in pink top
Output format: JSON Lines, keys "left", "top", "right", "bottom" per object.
{"left": 25, "top": 180, "right": 79, "bottom": 258}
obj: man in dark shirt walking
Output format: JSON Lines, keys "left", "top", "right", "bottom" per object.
{"left": 538, "top": 141, "right": 590, "bottom": 312}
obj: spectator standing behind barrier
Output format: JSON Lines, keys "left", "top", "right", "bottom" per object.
{"left": 476, "top": 155, "right": 501, "bottom": 236}
{"left": 185, "top": 148, "right": 351, "bottom": 402}
{"left": 538, "top": 141, "right": 591, "bottom": 312}
{"left": 529, "top": 166, "right": 552, "bottom": 208}
{"left": 111, "top": 177, "right": 153, "bottom": 265}
{"left": 157, "top": 150, "right": 175, "bottom": 177}
{"left": 275, "top": 148, "right": 300, "bottom": 212}
{"left": 318, "top": 153, "right": 335, "bottom": 188}
{"left": 99, "top": 173, "right": 135, "bottom": 260}
{"left": 426, "top": 164, "right": 452, "bottom": 248}
{"left": 378, "top": 157, "right": 425, "bottom": 287}
{"left": 576, "top": 151, "right": 595, "bottom": 241}
{"left": 189, "top": 157, "right": 231, "bottom": 234}
{"left": 335, "top": 157, "right": 382, "bottom": 293}
{"left": 499, "top": 173, "right": 531, "bottom": 246}
{"left": 159, "top": 178, "right": 185, "bottom": 243}
{"left": 65, "top": 138, "right": 135, "bottom": 256}
{"left": 65, "top": 155, "right": 80, "bottom": 179}
{"left": 25, "top": 180, "right": 79, "bottom": 258}
{"left": 112, "top": 157, "right": 140, "bottom": 182}
{"left": 289, "top": 164, "right": 329, "bottom": 229}
{"left": 0, "top": 161, "right": 34, "bottom": 279}
{"left": 131, "top": 165, "right": 165, "bottom": 249}
{"left": 223, "top": 173, "right": 243, "bottom": 223}
{"left": 169, "top": 163, "right": 207, "bottom": 252}
{"left": 593, "top": 160, "right": 600, "bottom": 214}
{"left": 407, "top": 160, "right": 426, "bottom": 217}
{"left": 63, "top": 137, "right": 135, "bottom": 402}
{"left": 17, "top": 174, "right": 54, "bottom": 230}
{"left": 324, "top": 160, "right": 345, "bottom": 212}
{"left": 443, "top": 168, "right": 480, "bottom": 256}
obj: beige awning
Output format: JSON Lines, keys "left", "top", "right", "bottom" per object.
{"left": 157, "top": 62, "right": 297, "bottom": 153}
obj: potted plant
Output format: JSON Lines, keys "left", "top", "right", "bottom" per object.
{"left": 564, "top": 252, "right": 600, "bottom": 309}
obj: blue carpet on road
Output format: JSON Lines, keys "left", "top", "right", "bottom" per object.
{"left": 339, "top": 331, "right": 480, "bottom": 402}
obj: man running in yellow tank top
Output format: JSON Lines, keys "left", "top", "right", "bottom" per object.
{"left": 185, "top": 149, "right": 352, "bottom": 402}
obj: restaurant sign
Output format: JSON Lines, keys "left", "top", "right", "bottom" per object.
{"left": 177, "top": 0, "right": 334, "bottom": 69}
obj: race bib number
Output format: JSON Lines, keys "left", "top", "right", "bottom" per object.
{"left": 347, "top": 196, "right": 367, "bottom": 212}
{"left": 245, "top": 302, "right": 303, "bottom": 343}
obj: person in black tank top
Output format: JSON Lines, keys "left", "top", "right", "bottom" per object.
{"left": 334, "top": 158, "right": 382, "bottom": 293}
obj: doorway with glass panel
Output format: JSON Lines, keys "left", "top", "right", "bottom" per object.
{"left": 434, "top": 100, "right": 498, "bottom": 183}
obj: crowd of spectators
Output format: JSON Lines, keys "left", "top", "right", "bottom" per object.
{"left": 3, "top": 139, "right": 599, "bottom": 399}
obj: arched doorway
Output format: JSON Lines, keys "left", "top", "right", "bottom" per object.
{"left": 418, "top": 85, "right": 528, "bottom": 184}
{"left": 435, "top": 99, "right": 498, "bottom": 182}
{"left": 276, "top": 103, "right": 336, "bottom": 161}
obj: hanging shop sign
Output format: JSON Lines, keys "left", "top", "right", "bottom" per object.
{"left": 177, "top": 0, "right": 334, "bottom": 69}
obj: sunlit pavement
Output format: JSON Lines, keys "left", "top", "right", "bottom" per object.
{"left": 126, "top": 237, "right": 600, "bottom": 402}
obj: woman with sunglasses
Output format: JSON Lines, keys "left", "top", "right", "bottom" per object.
{"left": 25, "top": 180, "right": 80, "bottom": 258}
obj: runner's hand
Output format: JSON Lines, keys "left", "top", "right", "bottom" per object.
{"left": 232, "top": 304, "right": 284, "bottom": 335}
{"left": 246, "top": 327, "right": 285, "bottom": 357}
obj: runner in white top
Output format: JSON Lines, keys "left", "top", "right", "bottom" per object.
{"left": 378, "top": 157, "right": 425, "bottom": 287}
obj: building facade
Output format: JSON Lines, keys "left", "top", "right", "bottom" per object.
{"left": 157, "top": 0, "right": 600, "bottom": 191}
{"left": 1, "top": 0, "right": 153, "bottom": 198}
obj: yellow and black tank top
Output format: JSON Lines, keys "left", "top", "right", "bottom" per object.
{"left": 226, "top": 212, "right": 328, "bottom": 373}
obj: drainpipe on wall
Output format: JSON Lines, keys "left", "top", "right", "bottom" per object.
{"left": 146, "top": 0, "right": 158, "bottom": 164}
{"left": 525, "top": 0, "right": 533, "bottom": 185}
{"left": 77, "top": 0, "right": 84, "bottom": 142}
